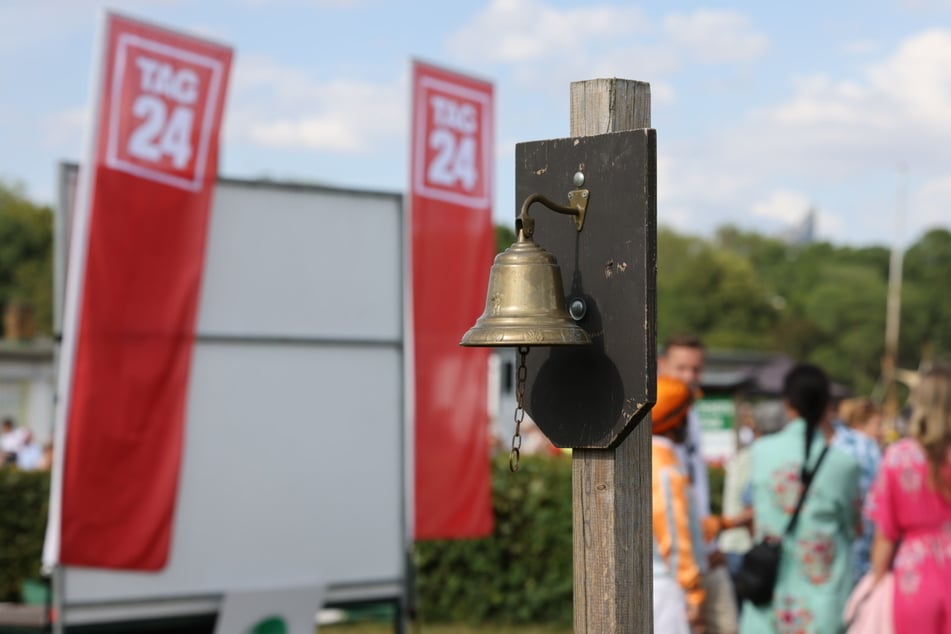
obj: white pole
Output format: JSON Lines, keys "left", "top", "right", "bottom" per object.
{"left": 885, "top": 163, "right": 906, "bottom": 359}
{"left": 883, "top": 163, "right": 906, "bottom": 426}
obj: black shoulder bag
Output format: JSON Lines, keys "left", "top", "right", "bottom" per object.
{"left": 734, "top": 443, "right": 830, "bottom": 607}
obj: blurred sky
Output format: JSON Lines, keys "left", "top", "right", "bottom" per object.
{"left": 1, "top": 0, "right": 949, "bottom": 247}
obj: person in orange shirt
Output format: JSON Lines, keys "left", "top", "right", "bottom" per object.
{"left": 653, "top": 376, "right": 706, "bottom": 632}
{"left": 653, "top": 376, "right": 749, "bottom": 633}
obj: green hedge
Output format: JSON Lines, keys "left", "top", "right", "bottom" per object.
{"left": 415, "top": 459, "right": 728, "bottom": 626}
{"left": 0, "top": 455, "right": 726, "bottom": 625}
{"left": 0, "top": 467, "right": 49, "bottom": 601}
{"left": 0, "top": 457, "right": 575, "bottom": 618}
{"left": 414, "top": 454, "right": 574, "bottom": 626}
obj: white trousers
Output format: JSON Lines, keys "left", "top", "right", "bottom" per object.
{"left": 654, "top": 576, "right": 691, "bottom": 634}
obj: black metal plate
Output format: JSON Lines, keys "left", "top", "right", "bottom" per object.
{"left": 516, "top": 130, "right": 657, "bottom": 448}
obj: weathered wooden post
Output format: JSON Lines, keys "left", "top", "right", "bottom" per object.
{"left": 518, "top": 79, "right": 656, "bottom": 633}
{"left": 462, "top": 77, "right": 655, "bottom": 632}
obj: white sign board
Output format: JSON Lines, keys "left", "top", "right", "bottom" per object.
{"left": 56, "top": 169, "right": 407, "bottom": 626}
{"left": 694, "top": 397, "right": 737, "bottom": 465}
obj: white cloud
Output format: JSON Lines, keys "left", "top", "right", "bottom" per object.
{"left": 224, "top": 56, "right": 405, "bottom": 153}
{"left": 243, "top": 0, "right": 360, "bottom": 6}
{"left": 765, "top": 29, "right": 951, "bottom": 140}
{"left": 448, "top": 2, "right": 768, "bottom": 90}
{"left": 751, "top": 189, "right": 813, "bottom": 223}
{"left": 751, "top": 190, "right": 845, "bottom": 240}
{"left": 771, "top": 76, "right": 880, "bottom": 127}
{"left": 914, "top": 174, "right": 951, "bottom": 237}
{"left": 450, "top": 2, "right": 771, "bottom": 72}
{"left": 866, "top": 29, "right": 951, "bottom": 132}
{"left": 448, "top": 0, "right": 648, "bottom": 64}
{"left": 0, "top": 1, "right": 208, "bottom": 56}
{"left": 663, "top": 10, "right": 769, "bottom": 63}
{"left": 244, "top": 118, "right": 362, "bottom": 151}
{"left": 650, "top": 81, "right": 677, "bottom": 104}
{"left": 41, "top": 107, "right": 88, "bottom": 152}
{"left": 656, "top": 156, "right": 694, "bottom": 230}
{"left": 447, "top": 3, "right": 765, "bottom": 112}
{"left": 651, "top": 26, "right": 951, "bottom": 244}
{"left": 658, "top": 147, "right": 757, "bottom": 207}
{"left": 496, "top": 139, "right": 516, "bottom": 161}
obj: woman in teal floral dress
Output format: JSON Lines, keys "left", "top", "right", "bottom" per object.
{"left": 739, "top": 364, "right": 861, "bottom": 634}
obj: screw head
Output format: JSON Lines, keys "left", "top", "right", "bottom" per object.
{"left": 573, "top": 171, "right": 585, "bottom": 187}
{"left": 568, "top": 298, "right": 587, "bottom": 321}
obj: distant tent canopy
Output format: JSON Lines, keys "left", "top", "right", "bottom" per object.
{"left": 700, "top": 351, "right": 851, "bottom": 400}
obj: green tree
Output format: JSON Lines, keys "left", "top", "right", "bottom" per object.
{"left": 658, "top": 226, "right": 779, "bottom": 349}
{"left": 800, "top": 263, "right": 887, "bottom": 392}
{"left": 0, "top": 182, "right": 53, "bottom": 337}
{"left": 902, "top": 229, "right": 951, "bottom": 366}
{"left": 495, "top": 224, "right": 516, "bottom": 253}
{"left": 659, "top": 224, "right": 901, "bottom": 391}
{"left": 656, "top": 226, "right": 710, "bottom": 338}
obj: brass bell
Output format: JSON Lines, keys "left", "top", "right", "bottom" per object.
{"left": 460, "top": 223, "right": 591, "bottom": 347}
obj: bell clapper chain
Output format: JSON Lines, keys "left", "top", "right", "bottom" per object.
{"left": 510, "top": 346, "right": 529, "bottom": 472}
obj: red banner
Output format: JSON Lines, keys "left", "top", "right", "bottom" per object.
{"left": 411, "top": 61, "right": 495, "bottom": 539}
{"left": 55, "top": 13, "right": 232, "bottom": 570}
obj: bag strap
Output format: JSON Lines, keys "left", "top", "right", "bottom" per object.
{"left": 784, "top": 443, "right": 830, "bottom": 536}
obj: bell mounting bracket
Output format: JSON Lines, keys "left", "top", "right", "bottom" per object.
{"left": 517, "top": 189, "right": 590, "bottom": 239}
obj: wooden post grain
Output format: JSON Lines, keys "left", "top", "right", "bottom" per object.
{"left": 570, "top": 78, "right": 653, "bottom": 634}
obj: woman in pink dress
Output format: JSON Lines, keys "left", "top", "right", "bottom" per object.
{"left": 867, "top": 365, "right": 951, "bottom": 633}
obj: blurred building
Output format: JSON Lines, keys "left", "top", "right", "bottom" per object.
{"left": 779, "top": 207, "right": 817, "bottom": 246}
{"left": 0, "top": 333, "right": 55, "bottom": 448}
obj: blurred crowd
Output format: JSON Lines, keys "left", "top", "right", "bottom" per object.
{"left": 1, "top": 416, "right": 52, "bottom": 471}
{"left": 652, "top": 335, "right": 951, "bottom": 634}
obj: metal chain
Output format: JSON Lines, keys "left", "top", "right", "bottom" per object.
{"left": 510, "top": 346, "right": 529, "bottom": 472}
